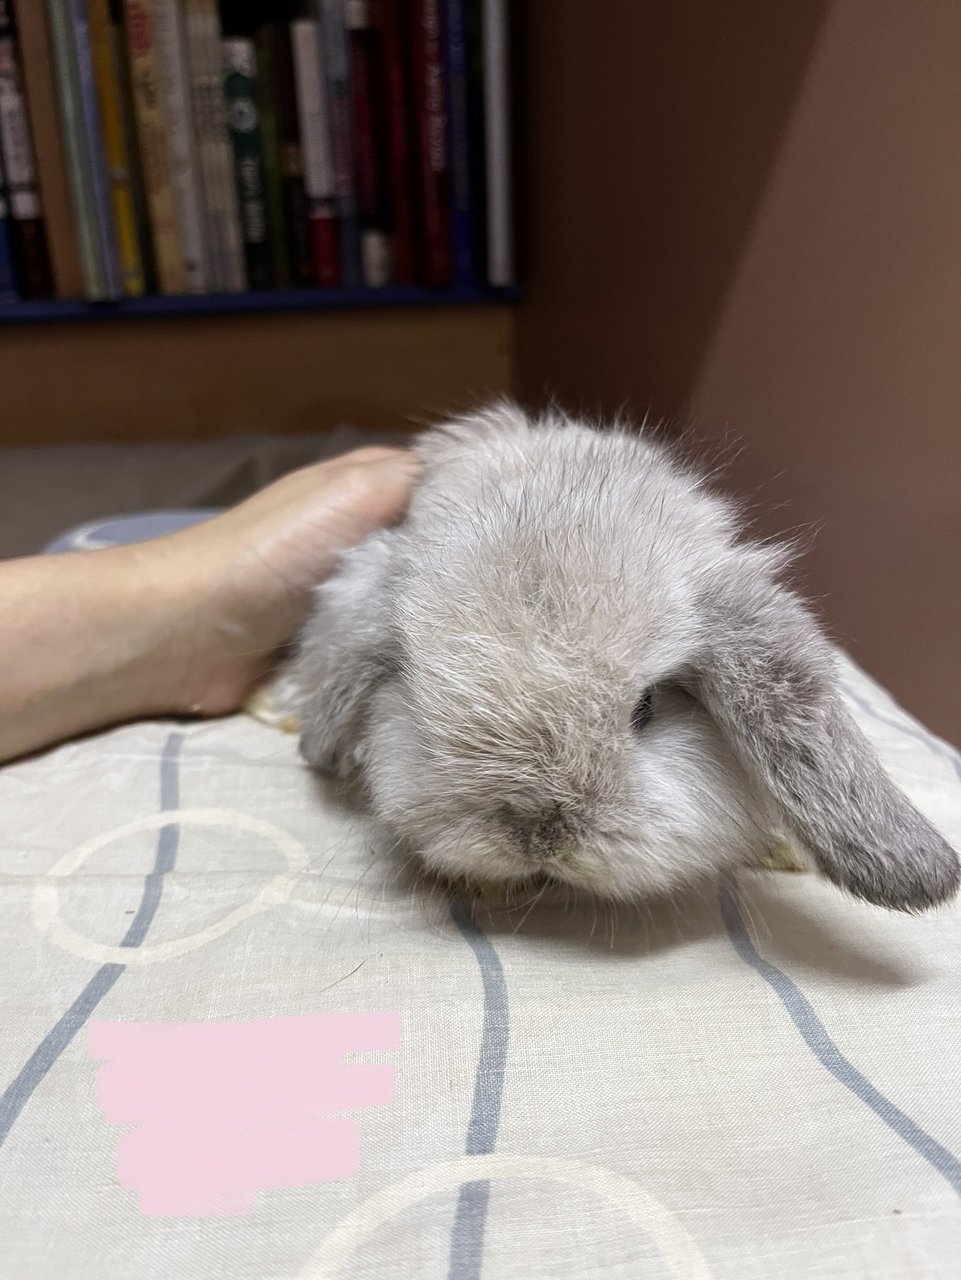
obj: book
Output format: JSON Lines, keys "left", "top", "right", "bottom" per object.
{"left": 8, "top": 0, "right": 511, "bottom": 304}
{"left": 87, "top": 0, "right": 145, "bottom": 296}
{"left": 0, "top": 0, "right": 53, "bottom": 297}
{"left": 109, "top": 0, "right": 157, "bottom": 291}
{"left": 197, "top": 0, "right": 245, "bottom": 289}
{"left": 13, "top": 1, "right": 85, "bottom": 297}
{"left": 223, "top": 35, "right": 275, "bottom": 289}
{"left": 290, "top": 16, "right": 338, "bottom": 287}
{"left": 151, "top": 0, "right": 208, "bottom": 291}
{"left": 254, "top": 24, "right": 290, "bottom": 287}
{"left": 69, "top": 0, "right": 126, "bottom": 297}
{"left": 345, "top": 0, "right": 391, "bottom": 286}
{"left": 480, "top": 0, "right": 511, "bottom": 285}
{"left": 123, "top": 0, "right": 187, "bottom": 293}
{"left": 381, "top": 0, "right": 414, "bottom": 285}
{"left": 441, "top": 0, "right": 475, "bottom": 286}
{"left": 318, "top": 0, "right": 361, "bottom": 287}
{"left": 47, "top": 0, "right": 115, "bottom": 297}
{"left": 266, "top": 20, "right": 312, "bottom": 287}
{"left": 184, "top": 0, "right": 245, "bottom": 291}
{"left": 0, "top": 148, "right": 19, "bottom": 300}
{"left": 184, "top": 0, "right": 223, "bottom": 288}
{"left": 409, "top": 0, "right": 451, "bottom": 286}
{"left": 464, "top": 0, "right": 486, "bottom": 280}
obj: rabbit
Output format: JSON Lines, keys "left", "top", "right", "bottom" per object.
{"left": 291, "top": 403, "right": 959, "bottom": 912}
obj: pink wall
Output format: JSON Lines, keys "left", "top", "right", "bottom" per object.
{"left": 690, "top": 0, "right": 961, "bottom": 740}
{"left": 518, "top": 0, "right": 961, "bottom": 740}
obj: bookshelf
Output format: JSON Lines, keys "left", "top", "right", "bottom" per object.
{"left": 0, "top": 0, "right": 516, "bottom": 438}
{"left": 0, "top": 283, "right": 519, "bottom": 326}
{"left": 0, "top": 301, "right": 513, "bottom": 443}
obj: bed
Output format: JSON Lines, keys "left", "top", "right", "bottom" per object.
{"left": 1, "top": 506, "right": 960, "bottom": 1279}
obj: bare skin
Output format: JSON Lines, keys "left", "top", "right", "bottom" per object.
{"left": 0, "top": 447, "right": 421, "bottom": 764}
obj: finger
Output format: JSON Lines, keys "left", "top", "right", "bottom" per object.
{"left": 329, "top": 445, "right": 415, "bottom": 467}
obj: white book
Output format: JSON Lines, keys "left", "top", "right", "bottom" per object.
{"left": 184, "top": 0, "right": 245, "bottom": 291}
{"left": 183, "top": 0, "right": 222, "bottom": 287}
{"left": 152, "top": 0, "right": 210, "bottom": 292}
{"left": 290, "top": 16, "right": 340, "bottom": 283}
{"left": 184, "top": 0, "right": 224, "bottom": 289}
{"left": 481, "top": 0, "right": 514, "bottom": 286}
{"left": 201, "top": 2, "right": 245, "bottom": 290}
{"left": 290, "top": 18, "right": 335, "bottom": 202}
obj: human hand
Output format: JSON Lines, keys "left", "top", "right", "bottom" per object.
{"left": 144, "top": 446, "right": 422, "bottom": 716}
{"left": 0, "top": 446, "right": 421, "bottom": 763}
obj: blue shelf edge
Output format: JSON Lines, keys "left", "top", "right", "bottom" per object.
{"left": 0, "top": 283, "right": 521, "bottom": 326}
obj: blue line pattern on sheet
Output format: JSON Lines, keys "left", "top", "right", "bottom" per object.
{"left": 447, "top": 900, "right": 510, "bottom": 1280}
{"left": 0, "top": 731, "right": 184, "bottom": 1150}
{"left": 719, "top": 874, "right": 961, "bottom": 1196}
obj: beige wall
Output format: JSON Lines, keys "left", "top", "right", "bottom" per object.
{"left": 516, "top": 0, "right": 961, "bottom": 742}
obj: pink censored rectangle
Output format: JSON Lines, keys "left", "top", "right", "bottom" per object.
{"left": 88, "top": 1012, "right": 400, "bottom": 1218}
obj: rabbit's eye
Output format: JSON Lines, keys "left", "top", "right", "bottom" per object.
{"left": 630, "top": 689, "right": 654, "bottom": 733}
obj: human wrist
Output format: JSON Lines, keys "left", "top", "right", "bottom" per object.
{"left": 76, "top": 540, "right": 208, "bottom": 722}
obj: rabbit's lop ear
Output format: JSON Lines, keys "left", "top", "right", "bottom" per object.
{"left": 693, "top": 572, "right": 959, "bottom": 911}
{"left": 294, "top": 532, "right": 398, "bottom": 776}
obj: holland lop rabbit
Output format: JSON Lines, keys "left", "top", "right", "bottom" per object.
{"left": 292, "top": 405, "right": 958, "bottom": 911}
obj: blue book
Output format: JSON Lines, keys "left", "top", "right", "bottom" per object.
{"left": 47, "top": 0, "right": 102, "bottom": 296}
{"left": 0, "top": 157, "right": 20, "bottom": 302}
{"left": 67, "top": 0, "right": 123, "bottom": 298}
{"left": 317, "top": 0, "right": 362, "bottom": 288}
{"left": 442, "top": 0, "right": 476, "bottom": 287}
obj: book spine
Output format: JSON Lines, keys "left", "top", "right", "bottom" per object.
{"left": 11, "top": 1, "right": 84, "bottom": 296}
{"left": 151, "top": 0, "right": 207, "bottom": 291}
{"left": 0, "top": 1, "right": 52, "bottom": 297}
{"left": 464, "top": 0, "right": 485, "bottom": 279}
{"left": 381, "top": 0, "right": 413, "bottom": 285}
{"left": 254, "top": 25, "right": 290, "bottom": 287}
{"left": 87, "top": 0, "right": 145, "bottom": 296}
{"left": 184, "top": 0, "right": 225, "bottom": 289}
{"left": 195, "top": 0, "right": 245, "bottom": 290}
{"left": 269, "top": 20, "right": 312, "bottom": 287}
{"left": 318, "top": 0, "right": 361, "bottom": 288}
{"left": 480, "top": 0, "right": 511, "bottom": 285}
{"left": 441, "top": 0, "right": 473, "bottom": 286}
{"left": 223, "top": 36, "right": 274, "bottom": 289}
{"left": 68, "top": 0, "right": 125, "bottom": 297}
{"left": 0, "top": 149, "right": 19, "bottom": 300}
{"left": 409, "top": 0, "right": 451, "bottom": 286}
{"left": 345, "top": 0, "right": 391, "bottom": 287}
{"left": 109, "top": 0, "right": 157, "bottom": 292}
{"left": 290, "top": 16, "right": 338, "bottom": 288}
{"left": 46, "top": 0, "right": 107, "bottom": 297}
{"left": 123, "top": 0, "right": 186, "bottom": 293}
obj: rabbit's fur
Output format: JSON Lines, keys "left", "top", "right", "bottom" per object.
{"left": 292, "top": 404, "right": 959, "bottom": 911}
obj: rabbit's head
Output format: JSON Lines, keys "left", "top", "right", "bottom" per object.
{"left": 294, "top": 406, "right": 958, "bottom": 910}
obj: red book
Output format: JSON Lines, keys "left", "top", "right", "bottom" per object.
{"left": 381, "top": 0, "right": 414, "bottom": 284}
{"left": 309, "top": 214, "right": 339, "bottom": 288}
{"left": 409, "top": 0, "right": 451, "bottom": 286}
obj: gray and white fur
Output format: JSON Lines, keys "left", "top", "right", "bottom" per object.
{"left": 292, "top": 404, "right": 959, "bottom": 911}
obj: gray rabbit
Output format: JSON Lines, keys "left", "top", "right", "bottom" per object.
{"left": 292, "top": 404, "right": 958, "bottom": 911}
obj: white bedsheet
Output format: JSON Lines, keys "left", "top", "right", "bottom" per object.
{"left": 1, "top": 644, "right": 959, "bottom": 1279}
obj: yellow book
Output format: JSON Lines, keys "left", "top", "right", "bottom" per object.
{"left": 123, "top": 0, "right": 186, "bottom": 293}
{"left": 87, "top": 0, "right": 145, "bottom": 296}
